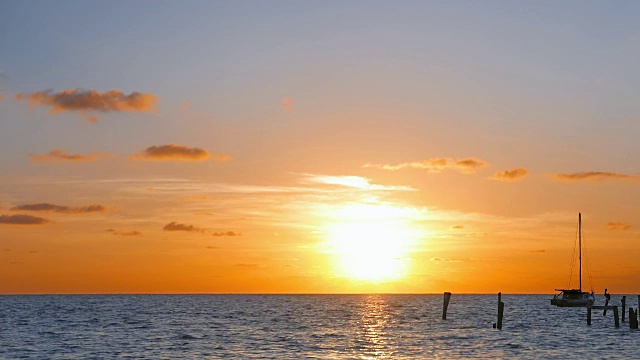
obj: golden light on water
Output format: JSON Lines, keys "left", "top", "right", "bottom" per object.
{"left": 323, "top": 203, "right": 424, "bottom": 282}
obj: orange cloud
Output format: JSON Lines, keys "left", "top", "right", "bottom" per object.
{"left": 212, "top": 153, "right": 232, "bottom": 162}
{"left": 364, "top": 157, "right": 489, "bottom": 173}
{"left": 29, "top": 149, "right": 110, "bottom": 163}
{"left": 0, "top": 92, "right": 4, "bottom": 102}
{"left": 130, "top": 144, "right": 221, "bottom": 162}
{"left": 106, "top": 229, "right": 143, "bottom": 236}
{"left": 430, "top": 257, "right": 463, "bottom": 263}
{"left": 554, "top": 172, "right": 636, "bottom": 182}
{"left": 11, "top": 203, "right": 107, "bottom": 214}
{"left": 212, "top": 231, "right": 242, "bottom": 237}
{"left": 490, "top": 168, "right": 528, "bottom": 181}
{"left": 163, "top": 221, "right": 203, "bottom": 232}
{"left": 0, "top": 214, "right": 50, "bottom": 225}
{"left": 281, "top": 97, "right": 294, "bottom": 112}
{"left": 14, "top": 88, "right": 157, "bottom": 123}
{"left": 450, "top": 225, "right": 465, "bottom": 230}
{"left": 301, "top": 174, "right": 416, "bottom": 191}
{"left": 607, "top": 222, "right": 631, "bottom": 231}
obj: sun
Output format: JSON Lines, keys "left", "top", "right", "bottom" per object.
{"left": 324, "top": 203, "right": 419, "bottom": 282}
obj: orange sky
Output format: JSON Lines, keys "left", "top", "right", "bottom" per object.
{"left": 2, "top": 2, "right": 640, "bottom": 294}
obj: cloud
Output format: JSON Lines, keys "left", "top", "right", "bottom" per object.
{"left": 553, "top": 172, "right": 636, "bottom": 183}
{"left": 450, "top": 225, "right": 465, "bottom": 230}
{"left": 364, "top": 157, "right": 489, "bottom": 173}
{"left": 300, "top": 174, "right": 416, "bottom": 191}
{"left": 211, "top": 153, "right": 232, "bottom": 162}
{"left": 14, "top": 88, "right": 157, "bottom": 123}
{"left": 430, "top": 257, "right": 462, "bottom": 263}
{"left": 212, "top": 231, "right": 242, "bottom": 237}
{"left": 181, "top": 101, "right": 190, "bottom": 110}
{"left": 163, "top": 221, "right": 203, "bottom": 232}
{"left": 607, "top": 222, "right": 631, "bottom": 231}
{"left": 11, "top": 203, "right": 106, "bottom": 214}
{"left": 106, "top": 229, "right": 143, "bottom": 236}
{"left": 281, "top": 97, "right": 294, "bottom": 112}
{"left": 130, "top": 144, "right": 227, "bottom": 162}
{"left": 490, "top": 168, "right": 528, "bottom": 181}
{"left": 206, "top": 246, "right": 221, "bottom": 249}
{"left": 180, "top": 195, "right": 211, "bottom": 202}
{"left": 0, "top": 214, "right": 50, "bottom": 225}
{"left": 29, "top": 149, "right": 110, "bottom": 163}
{"left": 0, "top": 92, "right": 4, "bottom": 102}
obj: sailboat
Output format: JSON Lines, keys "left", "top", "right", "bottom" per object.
{"left": 550, "top": 213, "right": 595, "bottom": 307}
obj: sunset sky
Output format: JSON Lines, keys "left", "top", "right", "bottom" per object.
{"left": 2, "top": 1, "right": 640, "bottom": 294}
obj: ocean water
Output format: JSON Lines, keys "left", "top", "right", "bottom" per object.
{"left": 0, "top": 294, "right": 638, "bottom": 359}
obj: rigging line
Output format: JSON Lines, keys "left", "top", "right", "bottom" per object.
{"left": 583, "top": 229, "right": 594, "bottom": 292}
{"left": 567, "top": 222, "right": 579, "bottom": 289}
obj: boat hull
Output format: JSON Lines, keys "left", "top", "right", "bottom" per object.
{"left": 551, "top": 290, "right": 595, "bottom": 308}
{"left": 550, "top": 298, "right": 594, "bottom": 307}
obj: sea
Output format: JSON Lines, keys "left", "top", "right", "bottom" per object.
{"left": 0, "top": 294, "right": 637, "bottom": 359}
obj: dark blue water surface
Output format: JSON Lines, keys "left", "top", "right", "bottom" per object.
{"left": 0, "top": 294, "right": 637, "bottom": 358}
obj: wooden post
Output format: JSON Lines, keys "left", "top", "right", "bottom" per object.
{"left": 587, "top": 307, "right": 592, "bottom": 326}
{"left": 629, "top": 308, "right": 638, "bottom": 329}
{"left": 442, "top": 292, "right": 451, "bottom": 320}
{"left": 622, "top": 296, "right": 626, "bottom": 322}
{"left": 497, "top": 301, "right": 504, "bottom": 330}
{"left": 613, "top": 306, "right": 620, "bottom": 328}
{"left": 603, "top": 298, "right": 609, "bottom": 316}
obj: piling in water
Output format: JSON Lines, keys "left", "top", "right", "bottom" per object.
{"left": 497, "top": 301, "right": 504, "bottom": 330}
{"left": 603, "top": 298, "right": 609, "bottom": 316}
{"left": 587, "top": 307, "right": 592, "bottom": 326}
{"left": 442, "top": 292, "right": 451, "bottom": 320}
{"left": 629, "top": 308, "right": 638, "bottom": 329}
{"left": 622, "top": 296, "right": 626, "bottom": 322}
{"left": 613, "top": 306, "right": 620, "bottom": 328}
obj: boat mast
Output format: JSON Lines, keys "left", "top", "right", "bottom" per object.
{"left": 579, "top": 212, "right": 582, "bottom": 292}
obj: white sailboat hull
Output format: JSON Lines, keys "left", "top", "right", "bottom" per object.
{"left": 551, "top": 289, "right": 595, "bottom": 308}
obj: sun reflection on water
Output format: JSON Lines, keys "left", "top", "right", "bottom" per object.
{"left": 354, "top": 295, "right": 395, "bottom": 359}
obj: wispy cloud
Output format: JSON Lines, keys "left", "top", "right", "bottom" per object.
{"left": 553, "top": 171, "right": 637, "bottom": 182}
{"left": 106, "top": 229, "right": 143, "bottom": 237}
{"left": 29, "top": 149, "right": 111, "bottom": 163}
{"left": 430, "top": 257, "right": 463, "bottom": 263}
{"left": 212, "top": 231, "right": 242, "bottom": 237}
{"left": 607, "top": 222, "right": 631, "bottom": 231}
{"left": 234, "top": 263, "right": 259, "bottom": 268}
{"left": 364, "top": 157, "right": 489, "bottom": 173}
{"left": 163, "top": 221, "right": 204, "bottom": 232}
{"left": 281, "top": 97, "right": 294, "bottom": 112}
{"left": 0, "top": 214, "right": 50, "bottom": 225}
{"left": 450, "top": 225, "right": 465, "bottom": 230}
{"left": 11, "top": 203, "right": 106, "bottom": 214}
{"left": 490, "top": 167, "right": 528, "bottom": 182}
{"left": 14, "top": 88, "right": 157, "bottom": 123}
{"left": 0, "top": 92, "right": 4, "bottom": 102}
{"left": 300, "top": 174, "right": 416, "bottom": 191}
{"left": 130, "top": 144, "right": 227, "bottom": 162}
